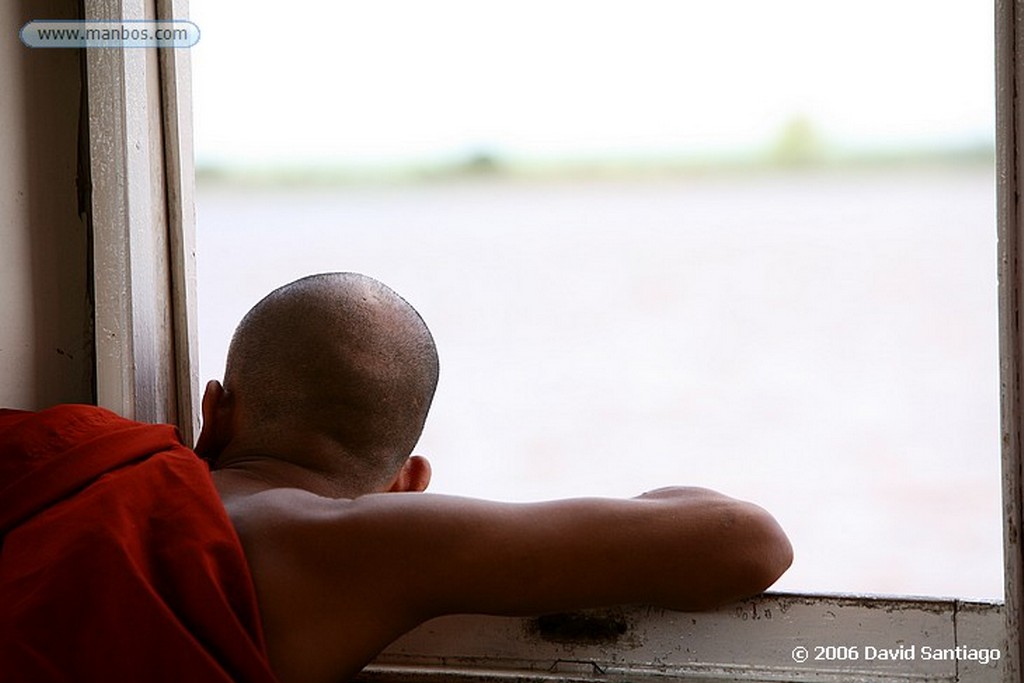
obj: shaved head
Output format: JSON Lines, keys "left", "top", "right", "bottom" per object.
{"left": 222, "top": 273, "right": 439, "bottom": 488}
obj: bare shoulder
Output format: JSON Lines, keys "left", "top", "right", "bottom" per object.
{"left": 218, "top": 487, "right": 440, "bottom": 683}
{"left": 218, "top": 487, "right": 561, "bottom": 682}
{"left": 218, "top": 485, "right": 345, "bottom": 531}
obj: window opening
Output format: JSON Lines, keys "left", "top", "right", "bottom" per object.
{"left": 189, "top": 0, "right": 998, "bottom": 600}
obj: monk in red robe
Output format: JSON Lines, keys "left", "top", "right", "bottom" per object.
{"left": 1, "top": 272, "right": 792, "bottom": 683}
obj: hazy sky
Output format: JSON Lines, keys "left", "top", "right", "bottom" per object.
{"left": 190, "top": 1, "right": 994, "bottom": 168}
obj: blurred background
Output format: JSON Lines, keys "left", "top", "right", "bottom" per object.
{"left": 189, "top": 1, "right": 999, "bottom": 599}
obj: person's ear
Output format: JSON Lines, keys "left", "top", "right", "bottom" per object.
{"left": 194, "top": 380, "right": 234, "bottom": 461}
{"left": 387, "top": 455, "right": 432, "bottom": 493}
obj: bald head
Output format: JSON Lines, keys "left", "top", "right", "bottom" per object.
{"left": 222, "top": 273, "right": 439, "bottom": 488}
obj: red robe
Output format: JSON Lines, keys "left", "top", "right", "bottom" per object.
{"left": 0, "top": 405, "right": 278, "bottom": 682}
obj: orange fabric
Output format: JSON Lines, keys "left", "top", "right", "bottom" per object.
{"left": 0, "top": 405, "right": 277, "bottom": 682}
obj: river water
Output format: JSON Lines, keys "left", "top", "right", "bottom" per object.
{"left": 196, "top": 165, "right": 1001, "bottom": 600}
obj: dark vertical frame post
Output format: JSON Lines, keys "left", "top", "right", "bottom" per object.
{"left": 997, "top": 0, "right": 1023, "bottom": 680}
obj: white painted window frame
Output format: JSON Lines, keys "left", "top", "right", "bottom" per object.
{"left": 355, "top": 596, "right": 1004, "bottom": 682}
{"left": 81, "top": 1, "right": 1015, "bottom": 681}
{"left": 84, "top": 0, "right": 199, "bottom": 442}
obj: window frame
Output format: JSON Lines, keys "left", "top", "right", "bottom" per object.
{"left": 997, "top": 0, "right": 1023, "bottom": 678}
{"left": 84, "top": 0, "right": 199, "bottom": 442}
{"left": 83, "top": 0, "right": 1015, "bottom": 680}
{"left": 355, "top": 595, "right": 1004, "bottom": 682}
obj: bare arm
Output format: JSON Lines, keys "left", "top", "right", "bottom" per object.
{"left": 232, "top": 486, "right": 791, "bottom": 682}
{"left": 342, "top": 486, "right": 791, "bottom": 616}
